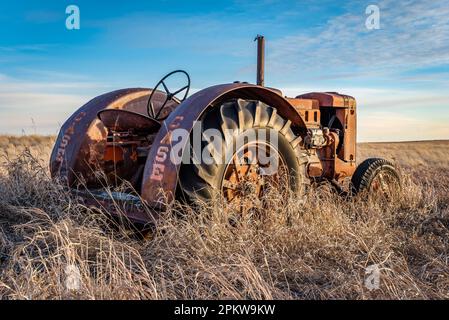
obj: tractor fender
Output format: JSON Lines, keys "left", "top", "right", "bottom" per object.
{"left": 50, "top": 88, "right": 172, "bottom": 186}
{"left": 141, "top": 83, "right": 307, "bottom": 207}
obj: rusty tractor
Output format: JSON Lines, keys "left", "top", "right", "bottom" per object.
{"left": 50, "top": 35, "right": 400, "bottom": 226}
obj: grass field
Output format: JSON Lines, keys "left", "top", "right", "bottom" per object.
{"left": 0, "top": 135, "right": 448, "bottom": 299}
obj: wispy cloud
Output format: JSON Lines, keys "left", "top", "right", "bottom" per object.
{"left": 0, "top": 91, "right": 88, "bottom": 135}
{"left": 0, "top": 73, "right": 110, "bottom": 95}
{"left": 268, "top": 0, "right": 449, "bottom": 80}
{"left": 0, "top": 44, "right": 56, "bottom": 53}
{"left": 0, "top": 73, "right": 108, "bottom": 135}
{"left": 357, "top": 111, "right": 449, "bottom": 142}
{"left": 0, "top": 44, "right": 59, "bottom": 64}
{"left": 12, "top": 68, "right": 92, "bottom": 82}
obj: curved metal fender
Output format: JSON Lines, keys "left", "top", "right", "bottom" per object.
{"left": 50, "top": 88, "right": 172, "bottom": 186}
{"left": 141, "top": 83, "right": 307, "bottom": 207}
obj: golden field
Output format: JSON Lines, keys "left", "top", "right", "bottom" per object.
{"left": 0, "top": 135, "right": 448, "bottom": 299}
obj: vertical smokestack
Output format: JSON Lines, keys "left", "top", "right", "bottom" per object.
{"left": 255, "top": 35, "right": 265, "bottom": 86}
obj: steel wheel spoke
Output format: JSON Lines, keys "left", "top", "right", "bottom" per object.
{"left": 172, "top": 85, "right": 189, "bottom": 96}
{"left": 161, "top": 81, "right": 170, "bottom": 94}
{"left": 233, "top": 155, "right": 243, "bottom": 181}
{"left": 222, "top": 180, "right": 237, "bottom": 190}
{"left": 221, "top": 141, "right": 287, "bottom": 216}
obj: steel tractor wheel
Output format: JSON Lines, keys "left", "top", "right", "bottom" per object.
{"left": 351, "top": 158, "right": 401, "bottom": 200}
{"left": 178, "top": 98, "right": 309, "bottom": 211}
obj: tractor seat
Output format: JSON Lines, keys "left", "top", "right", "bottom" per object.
{"left": 97, "top": 109, "right": 161, "bottom": 134}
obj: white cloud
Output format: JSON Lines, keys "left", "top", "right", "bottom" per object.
{"left": 0, "top": 73, "right": 104, "bottom": 135}
{"left": 0, "top": 73, "right": 108, "bottom": 94}
{"left": 358, "top": 111, "right": 449, "bottom": 142}
{"left": 0, "top": 91, "right": 89, "bottom": 135}
{"left": 268, "top": 0, "right": 449, "bottom": 78}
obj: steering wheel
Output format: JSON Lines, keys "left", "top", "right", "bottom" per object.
{"left": 147, "top": 70, "right": 190, "bottom": 120}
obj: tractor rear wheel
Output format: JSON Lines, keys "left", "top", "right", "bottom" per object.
{"left": 351, "top": 158, "right": 401, "bottom": 200}
{"left": 177, "top": 99, "right": 308, "bottom": 207}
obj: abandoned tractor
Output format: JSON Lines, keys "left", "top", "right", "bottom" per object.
{"left": 50, "top": 36, "right": 400, "bottom": 225}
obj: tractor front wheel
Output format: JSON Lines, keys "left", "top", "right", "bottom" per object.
{"left": 351, "top": 158, "right": 401, "bottom": 200}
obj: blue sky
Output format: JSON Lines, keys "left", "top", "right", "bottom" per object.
{"left": 0, "top": 0, "right": 448, "bottom": 141}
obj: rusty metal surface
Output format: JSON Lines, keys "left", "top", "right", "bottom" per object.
{"left": 317, "top": 130, "right": 340, "bottom": 179}
{"left": 74, "top": 189, "right": 156, "bottom": 225}
{"left": 50, "top": 88, "right": 177, "bottom": 187}
{"left": 286, "top": 98, "right": 320, "bottom": 110}
{"left": 221, "top": 142, "right": 285, "bottom": 207}
{"left": 141, "top": 83, "right": 308, "bottom": 207}
{"left": 296, "top": 91, "right": 357, "bottom": 167}
{"left": 97, "top": 109, "right": 161, "bottom": 133}
{"left": 296, "top": 92, "right": 356, "bottom": 109}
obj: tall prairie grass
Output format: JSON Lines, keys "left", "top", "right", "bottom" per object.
{"left": 0, "top": 136, "right": 447, "bottom": 299}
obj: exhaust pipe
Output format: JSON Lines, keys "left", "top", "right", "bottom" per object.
{"left": 255, "top": 35, "right": 265, "bottom": 86}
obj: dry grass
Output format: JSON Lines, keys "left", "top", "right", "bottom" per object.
{"left": 0, "top": 136, "right": 448, "bottom": 300}
{"left": 0, "top": 135, "right": 54, "bottom": 162}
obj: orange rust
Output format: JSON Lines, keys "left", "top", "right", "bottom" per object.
{"left": 286, "top": 97, "right": 320, "bottom": 110}
{"left": 286, "top": 98, "right": 321, "bottom": 127}
{"left": 307, "top": 162, "right": 323, "bottom": 178}
{"left": 103, "top": 146, "right": 124, "bottom": 162}
{"left": 296, "top": 92, "right": 356, "bottom": 109}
